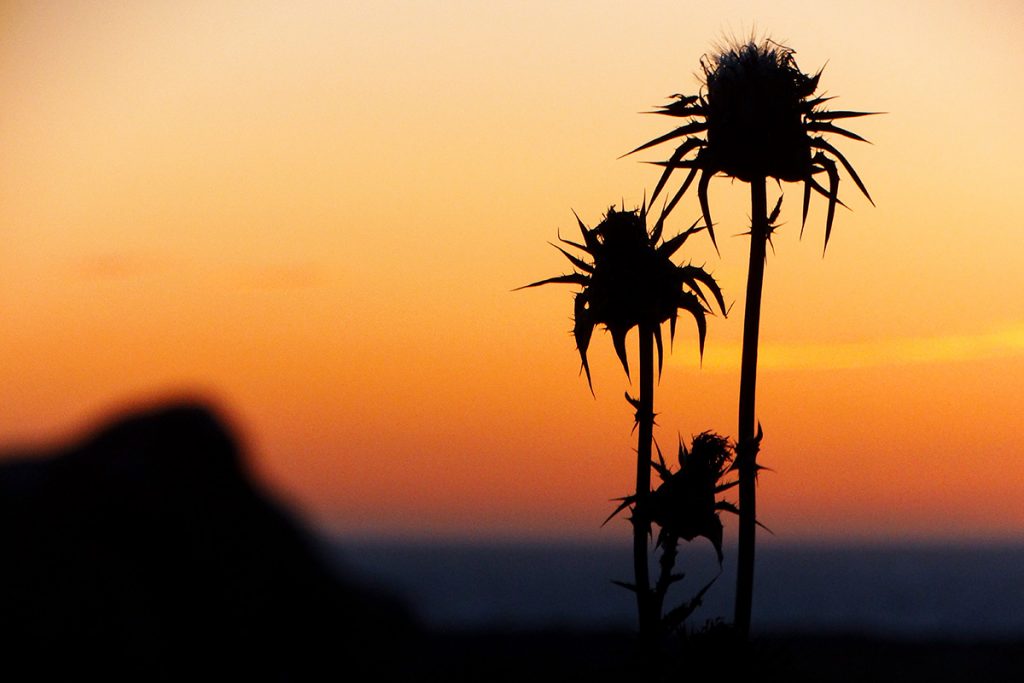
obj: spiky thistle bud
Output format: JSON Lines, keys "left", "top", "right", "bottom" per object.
{"left": 628, "top": 38, "right": 877, "bottom": 249}
{"left": 519, "top": 205, "right": 726, "bottom": 388}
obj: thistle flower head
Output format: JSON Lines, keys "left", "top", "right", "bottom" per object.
{"left": 701, "top": 41, "right": 817, "bottom": 183}
{"left": 519, "top": 205, "right": 727, "bottom": 389}
{"left": 648, "top": 432, "right": 737, "bottom": 562}
{"left": 602, "top": 431, "right": 739, "bottom": 561}
{"left": 628, "top": 38, "right": 877, "bottom": 250}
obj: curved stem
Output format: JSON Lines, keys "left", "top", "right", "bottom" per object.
{"left": 634, "top": 323, "right": 656, "bottom": 644}
{"left": 734, "top": 177, "right": 768, "bottom": 638}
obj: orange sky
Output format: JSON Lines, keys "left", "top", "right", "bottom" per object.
{"left": 1, "top": 0, "right": 1022, "bottom": 543}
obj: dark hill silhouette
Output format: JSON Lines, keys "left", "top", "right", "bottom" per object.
{"left": 0, "top": 401, "right": 415, "bottom": 681}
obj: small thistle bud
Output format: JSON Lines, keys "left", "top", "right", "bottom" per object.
{"left": 648, "top": 432, "right": 737, "bottom": 562}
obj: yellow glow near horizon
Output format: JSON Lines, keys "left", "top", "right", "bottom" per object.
{"left": 678, "top": 323, "right": 1024, "bottom": 372}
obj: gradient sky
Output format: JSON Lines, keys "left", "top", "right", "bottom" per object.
{"left": 2, "top": 0, "right": 1022, "bottom": 543}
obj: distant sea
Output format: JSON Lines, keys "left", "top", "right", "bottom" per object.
{"left": 329, "top": 539, "right": 1024, "bottom": 639}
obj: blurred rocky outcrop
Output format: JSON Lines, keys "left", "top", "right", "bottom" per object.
{"left": 0, "top": 401, "right": 415, "bottom": 680}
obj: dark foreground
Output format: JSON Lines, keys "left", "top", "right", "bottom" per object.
{"left": 411, "top": 629, "right": 1024, "bottom": 682}
{"left": 1, "top": 400, "right": 1018, "bottom": 681}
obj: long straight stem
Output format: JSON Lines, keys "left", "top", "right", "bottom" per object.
{"left": 734, "top": 177, "right": 768, "bottom": 638}
{"left": 634, "top": 323, "right": 656, "bottom": 643}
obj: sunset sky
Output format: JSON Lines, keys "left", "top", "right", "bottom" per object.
{"left": 2, "top": 0, "right": 1022, "bottom": 544}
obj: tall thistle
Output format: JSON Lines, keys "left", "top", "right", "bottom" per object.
{"left": 520, "top": 205, "right": 726, "bottom": 644}
{"left": 629, "top": 39, "right": 876, "bottom": 637}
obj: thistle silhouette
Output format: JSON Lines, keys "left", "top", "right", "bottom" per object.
{"left": 629, "top": 38, "right": 876, "bottom": 637}
{"left": 520, "top": 204, "right": 727, "bottom": 645}
{"left": 605, "top": 431, "right": 739, "bottom": 633}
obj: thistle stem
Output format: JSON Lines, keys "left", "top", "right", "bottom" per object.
{"left": 653, "top": 535, "right": 679, "bottom": 620}
{"left": 734, "top": 177, "right": 768, "bottom": 638}
{"left": 634, "top": 322, "right": 656, "bottom": 643}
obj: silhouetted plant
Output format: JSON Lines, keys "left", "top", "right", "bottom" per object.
{"left": 520, "top": 204, "right": 727, "bottom": 647}
{"left": 606, "top": 431, "right": 738, "bottom": 637}
{"left": 628, "top": 38, "right": 875, "bottom": 637}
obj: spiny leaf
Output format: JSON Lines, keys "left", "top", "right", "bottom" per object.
{"left": 716, "top": 500, "right": 740, "bottom": 516}
{"left": 602, "top": 496, "right": 635, "bottom": 527}
{"left": 646, "top": 159, "right": 702, "bottom": 169}
{"left": 660, "top": 164, "right": 701, "bottom": 224}
{"left": 662, "top": 575, "right": 718, "bottom": 631}
{"left": 803, "top": 67, "right": 823, "bottom": 96}
{"left": 549, "top": 243, "right": 594, "bottom": 273}
{"left": 812, "top": 137, "right": 874, "bottom": 205}
{"left": 573, "top": 296, "right": 594, "bottom": 391}
{"left": 622, "top": 121, "right": 708, "bottom": 157}
{"left": 768, "top": 194, "right": 784, "bottom": 225}
{"left": 806, "top": 121, "right": 870, "bottom": 142}
{"left": 697, "top": 168, "right": 718, "bottom": 251}
{"left": 808, "top": 109, "right": 879, "bottom": 121}
{"left": 801, "top": 179, "right": 812, "bottom": 236}
{"left": 820, "top": 155, "right": 841, "bottom": 253}
{"left": 675, "top": 292, "right": 708, "bottom": 359}
{"left": 649, "top": 205, "right": 666, "bottom": 246}
{"left": 806, "top": 174, "right": 849, "bottom": 210}
{"left": 651, "top": 104, "right": 705, "bottom": 118}
{"left": 515, "top": 273, "right": 588, "bottom": 290}
{"left": 805, "top": 95, "right": 836, "bottom": 109}
{"left": 657, "top": 219, "right": 704, "bottom": 259}
{"left": 557, "top": 236, "right": 590, "bottom": 253}
{"left": 667, "top": 93, "right": 699, "bottom": 104}
{"left": 653, "top": 93, "right": 701, "bottom": 116}
{"left": 677, "top": 267, "right": 712, "bottom": 310}
{"left": 611, "top": 328, "right": 630, "bottom": 379}
{"left": 678, "top": 265, "right": 727, "bottom": 316}
{"left": 650, "top": 138, "right": 703, "bottom": 204}
{"left": 654, "top": 441, "right": 670, "bottom": 478}
{"left": 572, "top": 209, "right": 597, "bottom": 251}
